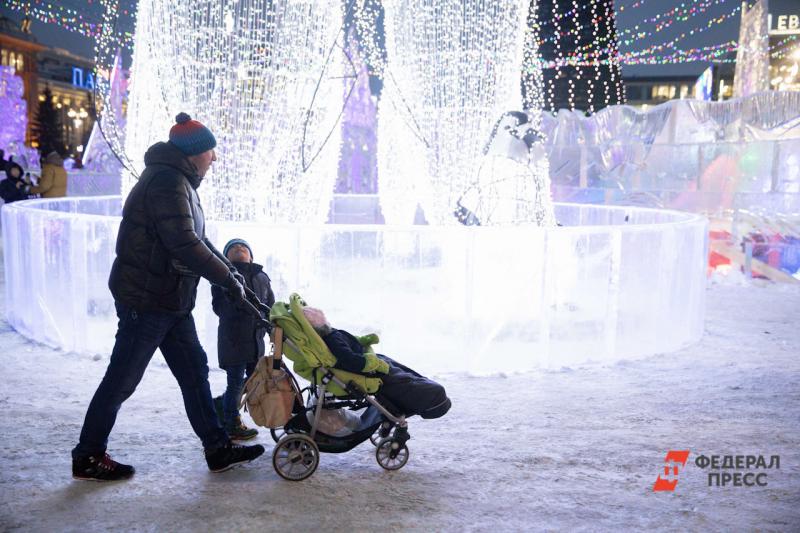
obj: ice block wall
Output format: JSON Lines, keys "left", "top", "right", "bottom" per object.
{"left": 2, "top": 197, "right": 707, "bottom": 374}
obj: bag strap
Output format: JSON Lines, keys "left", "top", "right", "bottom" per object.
{"left": 271, "top": 327, "right": 284, "bottom": 370}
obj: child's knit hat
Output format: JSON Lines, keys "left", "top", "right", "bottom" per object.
{"left": 223, "top": 238, "right": 253, "bottom": 261}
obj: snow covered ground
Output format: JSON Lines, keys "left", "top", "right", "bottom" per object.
{"left": 1, "top": 243, "right": 798, "bottom": 531}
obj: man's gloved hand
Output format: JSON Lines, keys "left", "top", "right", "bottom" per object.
{"left": 225, "top": 273, "right": 247, "bottom": 305}
{"left": 232, "top": 269, "right": 246, "bottom": 287}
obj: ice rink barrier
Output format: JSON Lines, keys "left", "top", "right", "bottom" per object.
{"left": 2, "top": 196, "right": 707, "bottom": 374}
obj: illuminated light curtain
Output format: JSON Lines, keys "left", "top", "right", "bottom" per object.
{"left": 535, "top": 0, "right": 625, "bottom": 113}
{"left": 734, "top": 0, "right": 770, "bottom": 98}
{"left": 125, "top": 0, "right": 344, "bottom": 222}
{"left": 91, "top": 1, "right": 129, "bottom": 173}
{"left": 378, "top": 0, "right": 550, "bottom": 226}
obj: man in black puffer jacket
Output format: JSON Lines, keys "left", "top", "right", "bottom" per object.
{"left": 71, "top": 113, "right": 264, "bottom": 481}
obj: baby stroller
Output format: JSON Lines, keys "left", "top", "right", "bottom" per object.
{"left": 242, "top": 293, "right": 410, "bottom": 481}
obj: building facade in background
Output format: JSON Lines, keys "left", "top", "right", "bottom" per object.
{"left": 623, "top": 63, "right": 736, "bottom": 108}
{"left": 769, "top": 6, "right": 800, "bottom": 91}
{"left": 623, "top": 1, "right": 799, "bottom": 108}
{"left": 0, "top": 16, "right": 96, "bottom": 158}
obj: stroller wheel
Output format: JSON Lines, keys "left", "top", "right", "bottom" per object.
{"left": 369, "top": 422, "right": 392, "bottom": 447}
{"left": 375, "top": 438, "right": 409, "bottom": 471}
{"left": 272, "top": 434, "right": 319, "bottom": 481}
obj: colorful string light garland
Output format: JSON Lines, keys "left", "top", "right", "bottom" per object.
{"left": 5, "top": 0, "right": 136, "bottom": 49}
{"left": 3, "top": 0, "right": 797, "bottom": 70}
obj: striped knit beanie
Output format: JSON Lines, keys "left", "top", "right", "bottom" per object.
{"left": 168, "top": 112, "right": 217, "bottom": 156}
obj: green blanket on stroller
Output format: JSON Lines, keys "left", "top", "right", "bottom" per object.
{"left": 269, "top": 293, "right": 388, "bottom": 396}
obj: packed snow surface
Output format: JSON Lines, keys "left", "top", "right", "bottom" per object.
{"left": 0, "top": 253, "right": 798, "bottom": 531}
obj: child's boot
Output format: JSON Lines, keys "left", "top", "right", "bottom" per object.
{"left": 213, "top": 395, "right": 224, "bottom": 425}
{"left": 226, "top": 415, "right": 258, "bottom": 440}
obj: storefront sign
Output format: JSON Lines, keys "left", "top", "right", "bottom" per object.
{"left": 769, "top": 13, "right": 800, "bottom": 34}
{"left": 71, "top": 67, "right": 95, "bottom": 90}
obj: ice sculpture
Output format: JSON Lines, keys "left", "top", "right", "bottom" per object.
{"left": 2, "top": 197, "right": 708, "bottom": 373}
{"left": 540, "top": 92, "right": 800, "bottom": 209}
{"left": 124, "top": 0, "right": 344, "bottom": 223}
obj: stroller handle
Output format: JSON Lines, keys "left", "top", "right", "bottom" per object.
{"left": 240, "top": 287, "right": 272, "bottom": 330}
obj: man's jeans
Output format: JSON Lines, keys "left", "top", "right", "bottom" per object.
{"left": 72, "top": 303, "right": 228, "bottom": 459}
{"left": 221, "top": 362, "right": 256, "bottom": 426}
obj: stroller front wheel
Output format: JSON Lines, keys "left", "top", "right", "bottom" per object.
{"left": 375, "top": 438, "right": 409, "bottom": 471}
{"left": 272, "top": 434, "right": 320, "bottom": 481}
{"left": 370, "top": 421, "right": 393, "bottom": 447}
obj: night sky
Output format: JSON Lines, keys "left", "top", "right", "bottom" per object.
{"left": 1, "top": 0, "right": 797, "bottom": 78}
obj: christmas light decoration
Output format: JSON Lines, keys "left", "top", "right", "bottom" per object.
{"left": 124, "top": 0, "right": 346, "bottom": 223}
{"left": 536, "top": 0, "right": 625, "bottom": 113}
{"left": 617, "top": 0, "right": 734, "bottom": 43}
{"left": 6, "top": 0, "right": 784, "bottom": 71}
{"left": 91, "top": 0, "right": 132, "bottom": 173}
{"left": 84, "top": 48, "right": 127, "bottom": 172}
{"left": 538, "top": 0, "right": 735, "bottom": 51}
{"left": 535, "top": 33, "right": 799, "bottom": 68}
{"left": 616, "top": 0, "right": 649, "bottom": 13}
{"left": 4, "top": 0, "right": 136, "bottom": 49}
{"left": 769, "top": 35, "right": 800, "bottom": 60}
{"left": 734, "top": 0, "right": 769, "bottom": 97}
{"left": 616, "top": 2, "right": 743, "bottom": 53}
{"left": 377, "top": 0, "right": 554, "bottom": 226}
{"left": 0, "top": 66, "right": 27, "bottom": 150}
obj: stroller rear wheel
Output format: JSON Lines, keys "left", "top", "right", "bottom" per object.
{"left": 272, "top": 434, "right": 320, "bottom": 481}
{"left": 375, "top": 438, "right": 409, "bottom": 471}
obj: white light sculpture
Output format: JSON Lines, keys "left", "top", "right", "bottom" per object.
{"left": 377, "top": 0, "right": 553, "bottom": 226}
{"left": 125, "top": 0, "right": 344, "bottom": 222}
{"left": 92, "top": 0, "right": 130, "bottom": 172}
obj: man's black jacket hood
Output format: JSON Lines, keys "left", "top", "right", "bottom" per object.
{"left": 143, "top": 141, "right": 202, "bottom": 189}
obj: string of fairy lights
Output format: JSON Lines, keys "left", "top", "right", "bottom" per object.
{"left": 605, "top": 1, "right": 625, "bottom": 107}
{"left": 5, "top": 0, "right": 796, "bottom": 68}
{"left": 4, "top": 0, "right": 136, "bottom": 49}
{"left": 91, "top": 0, "right": 133, "bottom": 172}
{"left": 618, "top": 0, "right": 734, "bottom": 42}
{"left": 542, "top": 0, "right": 626, "bottom": 112}
{"left": 539, "top": 0, "right": 733, "bottom": 49}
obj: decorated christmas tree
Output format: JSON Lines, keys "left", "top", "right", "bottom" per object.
{"left": 32, "top": 85, "right": 66, "bottom": 154}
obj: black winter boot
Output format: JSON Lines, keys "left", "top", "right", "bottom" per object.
{"left": 205, "top": 441, "right": 265, "bottom": 473}
{"left": 72, "top": 453, "right": 135, "bottom": 481}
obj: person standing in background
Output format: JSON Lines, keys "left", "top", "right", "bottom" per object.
{"left": 30, "top": 150, "right": 68, "bottom": 197}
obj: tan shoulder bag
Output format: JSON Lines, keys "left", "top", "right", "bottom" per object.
{"left": 239, "top": 328, "right": 300, "bottom": 428}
